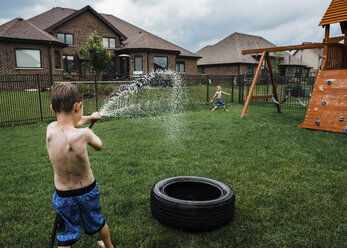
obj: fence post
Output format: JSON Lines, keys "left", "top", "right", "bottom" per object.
{"left": 94, "top": 74, "right": 98, "bottom": 111}
{"left": 239, "top": 74, "right": 245, "bottom": 104}
{"left": 238, "top": 75, "right": 241, "bottom": 104}
{"left": 36, "top": 74, "right": 44, "bottom": 122}
{"left": 231, "top": 76, "right": 234, "bottom": 103}
{"left": 206, "top": 77, "right": 210, "bottom": 104}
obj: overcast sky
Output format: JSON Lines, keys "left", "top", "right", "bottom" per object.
{"left": 0, "top": 0, "right": 341, "bottom": 52}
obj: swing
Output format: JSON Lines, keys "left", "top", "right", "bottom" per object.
{"left": 297, "top": 97, "right": 307, "bottom": 107}
{"left": 297, "top": 92, "right": 311, "bottom": 107}
{"left": 271, "top": 94, "right": 288, "bottom": 105}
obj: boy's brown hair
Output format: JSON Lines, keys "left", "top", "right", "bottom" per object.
{"left": 51, "top": 82, "right": 82, "bottom": 113}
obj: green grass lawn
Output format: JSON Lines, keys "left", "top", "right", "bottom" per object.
{"left": 1, "top": 83, "right": 311, "bottom": 125}
{"left": 0, "top": 105, "right": 346, "bottom": 248}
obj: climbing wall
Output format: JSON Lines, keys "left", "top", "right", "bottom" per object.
{"left": 299, "top": 69, "right": 347, "bottom": 133}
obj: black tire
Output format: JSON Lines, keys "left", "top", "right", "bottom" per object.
{"left": 150, "top": 176, "right": 235, "bottom": 232}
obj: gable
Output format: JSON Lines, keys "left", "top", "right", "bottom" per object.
{"left": 34, "top": 5, "right": 126, "bottom": 41}
{"left": 51, "top": 9, "right": 119, "bottom": 39}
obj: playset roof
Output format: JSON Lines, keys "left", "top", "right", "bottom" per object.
{"left": 319, "top": 0, "right": 347, "bottom": 26}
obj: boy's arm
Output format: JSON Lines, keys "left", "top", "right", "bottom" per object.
{"left": 75, "top": 112, "right": 101, "bottom": 127}
{"left": 210, "top": 92, "right": 217, "bottom": 103}
{"left": 86, "top": 128, "right": 102, "bottom": 151}
{"left": 222, "top": 91, "right": 231, "bottom": 96}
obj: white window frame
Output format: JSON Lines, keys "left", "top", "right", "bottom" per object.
{"left": 15, "top": 49, "right": 42, "bottom": 69}
{"left": 103, "top": 38, "right": 116, "bottom": 49}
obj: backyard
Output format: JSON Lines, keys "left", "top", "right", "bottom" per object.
{"left": 0, "top": 105, "right": 345, "bottom": 248}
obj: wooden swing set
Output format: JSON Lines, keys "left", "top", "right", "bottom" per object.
{"left": 240, "top": 0, "right": 347, "bottom": 134}
{"left": 240, "top": 43, "right": 324, "bottom": 119}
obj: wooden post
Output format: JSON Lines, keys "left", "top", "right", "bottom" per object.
{"left": 241, "top": 51, "right": 266, "bottom": 118}
{"left": 266, "top": 55, "right": 281, "bottom": 113}
{"left": 322, "top": 24, "right": 330, "bottom": 70}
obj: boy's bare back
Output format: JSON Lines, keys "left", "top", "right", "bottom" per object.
{"left": 47, "top": 121, "right": 101, "bottom": 191}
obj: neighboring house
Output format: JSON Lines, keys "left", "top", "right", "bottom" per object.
{"left": 196, "top": 32, "right": 310, "bottom": 77}
{"left": 293, "top": 42, "right": 323, "bottom": 76}
{"left": 0, "top": 5, "right": 200, "bottom": 77}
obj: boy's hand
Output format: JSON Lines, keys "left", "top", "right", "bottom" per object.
{"left": 210, "top": 100, "right": 213, "bottom": 104}
{"left": 90, "top": 112, "right": 101, "bottom": 121}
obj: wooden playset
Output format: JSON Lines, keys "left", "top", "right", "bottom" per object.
{"left": 241, "top": 0, "right": 347, "bottom": 134}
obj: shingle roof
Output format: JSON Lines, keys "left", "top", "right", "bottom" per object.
{"left": 196, "top": 32, "right": 306, "bottom": 66}
{"left": 319, "top": 0, "right": 347, "bottom": 26}
{"left": 28, "top": 7, "right": 76, "bottom": 30}
{"left": 101, "top": 14, "right": 199, "bottom": 58}
{"left": 27, "top": 6, "right": 199, "bottom": 58}
{"left": 0, "top": 17, "right": 67, "bottom": 46}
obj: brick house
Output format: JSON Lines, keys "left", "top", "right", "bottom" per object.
{"left": 293, "top": 42, "right": 323, "bottom": 76}
{"left": 196, "top": 32, "right": 311, "bottom": 77}
{"left": 0, "top": 5, "right": 200, "bottom": 77}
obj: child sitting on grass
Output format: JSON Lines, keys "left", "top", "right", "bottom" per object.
{"left": 210, "top": 85, "right": 231, "bottom": 111}
{"left": 46, "top": 82, "right": 113, "bottom": 248}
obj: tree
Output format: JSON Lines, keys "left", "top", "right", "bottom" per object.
{"left": 273, "top": 51, "right": 283, "bottom": 74}
{"left": 79, "top": 31, "right": 113, "bottom": 78}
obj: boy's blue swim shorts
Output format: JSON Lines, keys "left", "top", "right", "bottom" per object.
{"left": 52, "top": 180, "right": 105, "bottom": 246}
{"left": 216, "top": 99, "right": 225, "bottom": 106}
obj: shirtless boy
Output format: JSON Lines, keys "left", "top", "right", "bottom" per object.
{"left": 46, "top": 82, "right": 113, "bottom": 248}
{"left": 210, "top": 85, "right": 231, "bottom": 111}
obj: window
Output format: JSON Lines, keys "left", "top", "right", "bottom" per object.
{"left": 63, "top": 55, "right": 75, "bottom": 71}
{"left": 247, "top": 66, "right": 254, "bottom": 75}
{"left": 103, "top": 38, "right": 116, "bottom": 48}
{"left": 54, "top": 51, "right": 61, "bottom": 69}
{"left": 134, "top": 56, "right": 143, "bottom": 71}
{"left": 15, "top": 49, "right": 41, "bottom": 68}
{"left": 176, "top": 61, "right": 185, "bottom": 72}
{"left": 154, "top": 56, "right": 168, "bottom": 70}
{"left": 279, "top": 67, "right": 286, "bottom": 76}
{"left": 295, "top": 68, "right": 302, "bottom": 77}
{"left": 201, "top": 67, "right": 205, "bottom": 74}
{"left": 57, "top": 33, "right": 74, "bottom": 45}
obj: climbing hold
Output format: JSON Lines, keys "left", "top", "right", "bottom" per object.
{"left": 319, "top": 86, "right": 324, "bottom": 92}
{"left": 344, "top": 128, "right": 347, "bottom": 133}
{"left": 322, "top": 101, "right": 326, "bottom": 105}
{"left": 315, "top": 121, "right": 320, "bottom": 127}
{"left": 314, "top": 108, "right": 318, "bottom": 112}
{"left": 340, "top": 116, "right": 344, "bottom": 121}
{"left": 327, "top": 80, "right": 332, "bottom": 85}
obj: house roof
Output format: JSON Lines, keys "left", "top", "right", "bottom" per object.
{"left": 101, "top": 14, "right": 200, "bottom": 58}
{"left": 27, "top": 6, "right": 199, "bottom": 58}
{"left": 0, "top": 17, "right": 67, "bottom": 46}
{"left": 28, "top": 7, "right": 76, "bottom": 30}
{"left": 196, "top": 32, "right": 306, "bottom": 67}
{"left": 319, "top": 0, "right": 347, "bottom": 26}
{"left": 293, "top": 42, "right": 323, "bottom": 57}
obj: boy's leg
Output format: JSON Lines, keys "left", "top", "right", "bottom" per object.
{"left": 222, "top": 105, "right": 229, "bottom": 111}
{"left": 97, "top": 223, "right": 114, "bottom": 248}
{"left": 212, "top": 106, "right": 218, "bottom": 111}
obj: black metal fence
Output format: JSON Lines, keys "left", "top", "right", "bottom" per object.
{"left": 182, "top": 73, "right": 315, "bottom": 107}
{"left": 0, "top": 73, "right": 315, "bottom": 125}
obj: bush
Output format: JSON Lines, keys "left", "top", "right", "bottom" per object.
{"left": 286, "top": 84, "right": 303, "bottom": 97}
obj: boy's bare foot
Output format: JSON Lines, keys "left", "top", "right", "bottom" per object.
{"left": 97, "top": 240, "right": 114, "bottom": 248}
